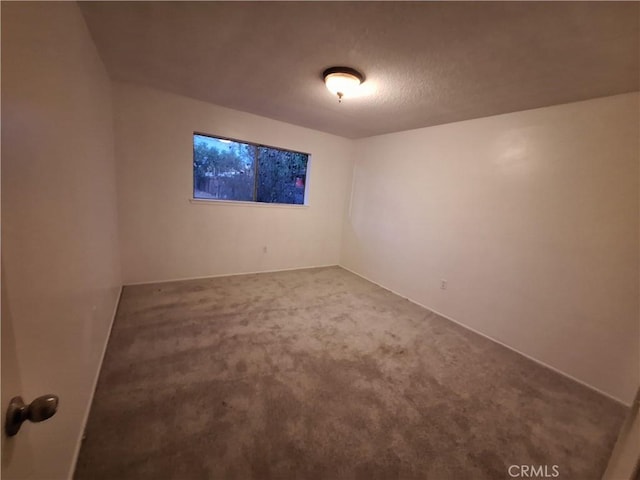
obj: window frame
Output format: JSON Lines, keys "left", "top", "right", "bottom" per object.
{"left": 192, "top": 131, "right": 311, "bottom": 207}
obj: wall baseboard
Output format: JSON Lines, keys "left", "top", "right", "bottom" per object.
{"left": 123, "top": 264, "right": 339, "bottom": 286}
{"left": 69, "top": 285, "right": 123, "bottom": 479}
{"left": 338, "top": 264, "right": 631, "bottom": 408}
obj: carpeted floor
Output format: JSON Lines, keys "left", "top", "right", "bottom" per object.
{"left": 75, "top": 266, "right": 626, "bottom": 480}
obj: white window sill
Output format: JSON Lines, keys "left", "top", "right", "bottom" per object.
{"left": 189, "top": 198, "right": 309, "bottom": 209}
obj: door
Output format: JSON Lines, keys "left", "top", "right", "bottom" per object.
{"left": 1, "top": 3, "right": 123, "bottom": 478}
{"left": 1, "top": 265, "right": 36, "bottom": 478}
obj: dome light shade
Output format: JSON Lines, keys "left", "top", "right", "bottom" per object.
{"left": 323, "top": 67, "right": 364, "bottom": 102}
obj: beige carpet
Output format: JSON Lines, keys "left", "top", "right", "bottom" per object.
{"left": 75, "top": 266, "right": 626, "bottom": 479}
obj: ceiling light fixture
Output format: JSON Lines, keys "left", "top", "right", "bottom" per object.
{"left": 323, "top": 67, "right": 364, "bottom": 103}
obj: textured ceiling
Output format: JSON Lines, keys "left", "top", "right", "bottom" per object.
{"left": 79, "top": 1, "right": 639, "bottom": 139}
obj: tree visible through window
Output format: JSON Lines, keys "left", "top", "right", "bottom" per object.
{"left": 193, "top": 133, "right": 309, "bottom": 205}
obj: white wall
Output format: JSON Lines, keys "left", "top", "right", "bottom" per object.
{"left": 113, "top": 82, "right": 354, "bottom": 285}
{"left": 1, "top": 3, "right": 121, "bottom": 479}
{"left": 341, "top": 93, "right": 640, "bottom": 405}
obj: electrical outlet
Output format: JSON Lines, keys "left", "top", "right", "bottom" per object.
{"left": 440, "top": 279, "right": 447, "bottom": 290}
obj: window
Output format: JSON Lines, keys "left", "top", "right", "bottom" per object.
{"left": 193, "top": 133, "right": 309, "bottom": 205}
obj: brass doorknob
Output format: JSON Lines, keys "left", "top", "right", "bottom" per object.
{"left": 5, "top": 395, "right": 59, "bottom": 437}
